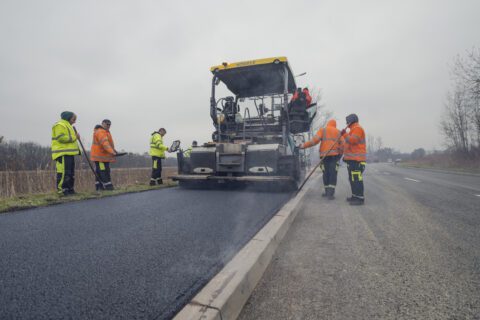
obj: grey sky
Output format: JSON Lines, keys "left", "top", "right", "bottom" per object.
{"left": 1, "top": 0, "right": 479, "bottom": 153}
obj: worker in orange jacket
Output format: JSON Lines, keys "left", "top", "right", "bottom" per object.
{"left": 290, "top": 87, "right": 313, "bottom": 108}
{"left": 341, "top": 114, "right": 366, "bottom": 205}
{"left": 300, "top": 119, "right": 344, "bottom": 199}
{"left": 90, "top": 119, "right": 117, "bottom": 190}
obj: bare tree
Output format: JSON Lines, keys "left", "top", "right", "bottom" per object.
{"left": 308, "top": 88, "right": 332, "bottom": 130}
{"left": 440, "top": 84, "right": 471, "bottom": 153}
{"left": 452, "top": 48, "right": 480, "bottom": 147}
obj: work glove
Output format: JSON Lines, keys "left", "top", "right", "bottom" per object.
{"left": 340, "top": 129, "right": 347, "bottom": 136}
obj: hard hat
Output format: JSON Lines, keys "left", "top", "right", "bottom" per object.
{"left": 346, "top": 114, "right": 359, "bottom": 125}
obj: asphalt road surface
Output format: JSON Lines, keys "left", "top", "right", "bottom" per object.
{"left": 240, "top": 164, "right": 480, "bottom": 319}
{"left": 0, "top": 187, "right": 292, "bottom": 320}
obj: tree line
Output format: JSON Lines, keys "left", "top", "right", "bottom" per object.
{"left": 440, "top": 48, "right": 480, "bottom": 157}
{"left": 0, "top": 139, "right": 178, "bottom": 171}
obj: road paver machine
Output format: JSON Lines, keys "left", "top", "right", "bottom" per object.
{"left": 172, "top": 57, "right": 316, "bottom": 190}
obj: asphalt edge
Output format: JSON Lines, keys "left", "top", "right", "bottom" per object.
{"left": 173, "top": 169, "right": 320, "bottom": 320}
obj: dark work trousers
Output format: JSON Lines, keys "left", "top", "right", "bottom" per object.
{"left": 346, "top": 160, "right": 366, "bottom": 199}
{"left": 94, "top": 161, "right": 113, "bottom": 190}
{"left": 321, "top": 155, "right": 340, "bottom": 196}
{"left": 150, "top": 156, "right": 163, "bottom": 185}
{"left": 55, "top": 155, "right": 75, "bottom": 195}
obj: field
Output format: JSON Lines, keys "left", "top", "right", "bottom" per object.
{"left": 0, "top": 167, "right": 177, "bottom": 198}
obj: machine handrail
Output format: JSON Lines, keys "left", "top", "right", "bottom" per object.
{"left": 243, "top": 107, "right": 251, "bottom": 140}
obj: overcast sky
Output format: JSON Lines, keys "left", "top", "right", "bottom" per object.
{"left": 1, "top": 0, "right": 479, "bottom": 153}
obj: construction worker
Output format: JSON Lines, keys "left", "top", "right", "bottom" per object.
{"left": 183, "top": 140, "right": 198, "bottom": 158}
{"left": 149, "top": 128, "right": 168, "bottom": 185}
{"left": 342, "top": 114, "right": 367, "bottom": 205}
{"left": 290, "top": 87, "right": 312, "bottom": 107}
{"left": 90, "top": 119, "right": 116, "bottom": 190}
{"left": 51, "top": 111, "right": 81, "bottom": 195}
{"left": 300, "top": 119, "right": 344, "bottom": 199}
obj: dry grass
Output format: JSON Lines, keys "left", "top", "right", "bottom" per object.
{"left": 0, "top": 167, "right": 177, "bottom": 198}
{"left": 403, "top": 153, "right": 480, "bottom": 174}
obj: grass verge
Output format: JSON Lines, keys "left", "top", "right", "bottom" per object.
{"left": 0, "top": 181, "right": 177, "bottom": 214}
{"left": 399, "top": 162, "right": 480, "bottom": 175}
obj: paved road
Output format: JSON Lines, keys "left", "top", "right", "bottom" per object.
{"left": 0, "top": 187, "right": 292, "bottom": 320}
{"left": 240, "top": 163, "right": 480, "bottom": 319}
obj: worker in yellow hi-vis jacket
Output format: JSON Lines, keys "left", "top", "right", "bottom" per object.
{"left": 149, "top": 128, "right": 169, "bottom": 185}
{"left": 51, "top": 111, "right": 81, "bottom": 195}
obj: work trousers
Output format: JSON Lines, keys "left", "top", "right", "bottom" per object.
{"left": 150, "top": 156, "right": 163, "bottom": 185}
{"left": 94, "top": 161, "right": 113, "bottom": 190}
{"left": 321, "top": 155, "right": 340, "bottom": 195}
{"left": 55, "top": 155, "right": 75, "bottom": 195}
{"left": 346, "top": 160, "right": 365, "bottom": 199}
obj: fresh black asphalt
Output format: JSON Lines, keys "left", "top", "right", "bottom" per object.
{"left": 0, "top": 187, "right": 292, "bottom": 319}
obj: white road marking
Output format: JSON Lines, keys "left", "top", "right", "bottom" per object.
{"left": 382, "top": 172, "right": 391, "bottom": 175}
{"left": 404, "top": 177, "right": 421, "bottom": 182}
{"left": 476, "top": 194, "right": 480, "bottom": 197}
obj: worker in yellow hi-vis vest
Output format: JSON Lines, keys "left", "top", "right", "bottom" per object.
{"left": 51, "top": 111, "right": 81, "bottom": 195}
{"left": 149, "top": 128, "right": 169, "bottom": 185}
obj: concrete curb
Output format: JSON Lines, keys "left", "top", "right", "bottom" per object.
{"left": 173, "top": 170, "right": 320, "bottom": 320}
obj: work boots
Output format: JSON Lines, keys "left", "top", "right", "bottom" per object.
{"left": 149, "top": 178, "right": 163, "bottom": 186}
{"left": 324, "top": 187, "right": 335, "bottom": 200}
{"left": 347, "top": 196, "right": 365, "bottom": 205}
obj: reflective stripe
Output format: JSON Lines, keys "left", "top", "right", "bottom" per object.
{"left": 91, "top": 154, "right": 114, "bottom": 160}
{"left": 99, "top": 162, "right": 106, "bottom": 171}
{"left": 52, "top": 149, "right": 79, "bottom": 153}
{"left": 351, "top": 170, "right": 363, "bottom": 181}
{"left": 344, "top": 153, "right": 366, "bottom": 157}
{"left": 51, "top": 133, "right": 65, "bottom": 140}
{"left": 153, "top": 159, "right": 158, "bottom": 169}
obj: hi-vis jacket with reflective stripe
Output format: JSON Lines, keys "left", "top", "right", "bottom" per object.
{"left": 90, "top": 126, "right": 116, "bottom": 162}
{"left": 302, "top": 119, "right": 344, "bottom": 157}
{"left": 51, "top": 119, "right": 80, "bottom": 160}
{"left": 149, "top": 132, "right": 168, "bottom": 158}
{"left": 343, "top": 122, "right": 366, "bottom": 161}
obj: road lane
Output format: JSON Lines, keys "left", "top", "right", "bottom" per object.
{"left": 0, "top": 187, "right": 292, "bottom": 320}
{"left": 240, "top": 164, "right": 480, "bottom": 319}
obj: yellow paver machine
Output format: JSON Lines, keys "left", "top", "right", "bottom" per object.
{"left": 172, "top": 57, "right": 316, "bottom": 190}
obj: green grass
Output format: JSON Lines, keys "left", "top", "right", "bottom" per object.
{"left": 0, "top": 181, "right": 177, "bottom": 213}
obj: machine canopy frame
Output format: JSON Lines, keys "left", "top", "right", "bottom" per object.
{"left": 210, "top": 57, "right": 297, "bottom": 98}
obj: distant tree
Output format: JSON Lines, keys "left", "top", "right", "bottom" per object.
{"left": 453, "top": 47, "right": 480, "bottom": 146}
{"left": 440, "top": 84, "right": 470, "bottom": 153}
{"left": 0, "top": 139, "right": 177, "bottom": 171}
{"left": 442, "top": 48, "right": 480, "bottom": 155}
{"left": 411, "top": 148, "right": 426, "bottom": 160}
{"left": 376, "top": 147, "right": 394, "bottom": 162}
{"left": 309, "top": 88, "right": 332, "bottom": 130}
